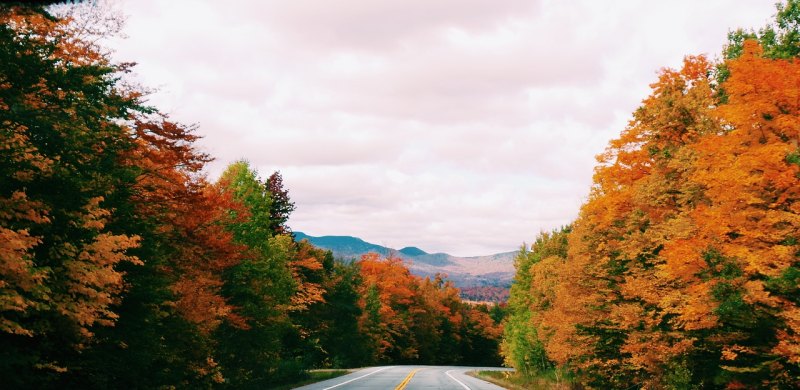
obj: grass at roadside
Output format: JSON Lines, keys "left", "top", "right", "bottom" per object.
{"left": 267, "top": 370, "right": 351, "bottom": 390}
{"left": 468, "top": 369, "right": 576, "bottom": 390}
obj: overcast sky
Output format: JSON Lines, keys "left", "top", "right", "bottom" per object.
{"left": 105, "top": 0, "right": 777, "bottom": 256}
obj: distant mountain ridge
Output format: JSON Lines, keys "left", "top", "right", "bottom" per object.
{"left": 293, "top": 232, "right": 389, "bottom": 257}
{"left": 294, "top": 231, "right": 516, "bottom": 291}
{"left": 399, "top": 246, "right": 427, "bottom": 256}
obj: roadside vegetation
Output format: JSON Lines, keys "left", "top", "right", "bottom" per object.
{"left": 501, "top": 1, "right": 800, "bottom": 388}
{"left": 0, "top": 4, "right": 503, "bottom": 388}
{"left": 471, "top": 370, "right": 574, "bottom": 390}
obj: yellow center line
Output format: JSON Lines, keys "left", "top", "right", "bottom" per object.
{"left": 394, "top": 368, "right": 422, "bottom": 390}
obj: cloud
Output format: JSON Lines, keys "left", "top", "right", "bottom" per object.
{"left": 224, "top": 0, "right": 540, "bottom": 51}
{"left": 108, "top": 0, "right": 777, "bottom": 255}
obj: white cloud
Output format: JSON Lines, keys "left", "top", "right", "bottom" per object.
{"left": 107, "top": 0, "right": 777, "bottom": 255}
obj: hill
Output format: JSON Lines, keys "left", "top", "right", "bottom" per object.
{"left": 294, "top": 231, "right": 515, "bottom": 301}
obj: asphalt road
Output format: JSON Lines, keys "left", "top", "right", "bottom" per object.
{"left": 294, "top": 365, "right": 512, "bottom": 390}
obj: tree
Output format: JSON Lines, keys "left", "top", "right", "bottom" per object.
{"left": 356, "top": 253, "right": 503, "bottom": 366}
{"left": 502, "top": 227, "right": 570, "bottom": 377}
{"left": 724, "top": 0, "right": 800, "bottom": 60}
{"left": 0, "top": 6, "right": 144, "bottom": 385}
{"left": 304, "top": 261, "right": 370, "bottom": 368}
{"left": 266, "top": 171, "right": 295, "bottom": 236}
{"left": 502, "top": 4, "right": 800, "bottom": 385}
{"left": 1, "top": 5, "right": 245, "bottom": 387}
{"left": 677, "top": 39, "right": 800, "bottom": 386}
{"left": 213, "top": 161, "right": 296, "bottom": 387}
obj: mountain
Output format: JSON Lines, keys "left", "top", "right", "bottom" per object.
{"left": 294, "top": 232, "right": 516, "bottom": 297}
{"left": 293, "top": 232, "right": 390, "bottom": 258}
{"left": 399, "top": 246, "right": 427, "bottom": 256}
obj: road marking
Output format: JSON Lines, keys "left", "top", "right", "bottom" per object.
{"left": 445, "top": 369, "right": 471, "bottom": 390}
{"left": 394, "top": 368, "right": 421, "bottom": 390}
{"left": 322, "top": 366, "right": 392, "bottom": 390}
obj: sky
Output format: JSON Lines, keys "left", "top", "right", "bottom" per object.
{"left": 103, "top": 0, "right": 778, "bottom": 256}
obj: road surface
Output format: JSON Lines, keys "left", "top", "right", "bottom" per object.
{"left": 294, "top": 366, "right": 512, "bottom": 390}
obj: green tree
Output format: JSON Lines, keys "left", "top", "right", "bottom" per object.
{"left": 214, "top": 161, "right": 296, "bottom": 387}
{"left": 724, "top": 0, "right": 800, "bottom": 60}
{"left": 266, "top": 171, "right": 295, "bottom": 236}
{"left": 306, "top": 261, "right": 370, "bottom": 368}
{"left": 502, "top": 228, "right": 569, "bottom": 378}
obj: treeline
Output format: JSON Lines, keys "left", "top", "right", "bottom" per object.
{"left": 460, "top": 286, "right": 511, "bottom": 303}
{"left": 0, "top": 5, "right": 502, "bottom": 389}
{"left": 503, "top": 2, "right": 800, "bottom": 389}
{"left": 357, "top": 253, "right": 503, "bottom": 367}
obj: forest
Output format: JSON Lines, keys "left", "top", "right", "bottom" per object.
{"left": 503, "top": 1, "right": 800, "bottom": 388}
{"left": 0, "top": 4, "right": 502, "bottom": 389}
{"left": 6, "top": 1, "right": 800, "bottom": 389}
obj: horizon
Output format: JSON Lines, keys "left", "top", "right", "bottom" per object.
{"left": 294, "top": 230, "right": 519, "bottom": 257}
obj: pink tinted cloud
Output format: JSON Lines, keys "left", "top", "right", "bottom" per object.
{"left": 224, "top": 0, "right": 540, "bottom": 50}
{"left": 107, "top": 0, "right": 778, "bottom": 254}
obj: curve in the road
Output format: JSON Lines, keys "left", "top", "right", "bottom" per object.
{"left": 321, "top": 366, "right": 392, "bottom": 390}
{"left": 444, "top": 370, "right": 471, "bottom": 390}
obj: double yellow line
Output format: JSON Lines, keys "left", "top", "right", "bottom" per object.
{"left": 394, "top": 368, "right": 422, "bottom": 390}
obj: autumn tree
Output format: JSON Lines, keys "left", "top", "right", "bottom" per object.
{"left": 502, "top": 227, "right": 570, "bottom": 377}
{"left": 211, "top": 161, "right": 295, "bottom": 387}
{"left": 72, "top": 116, "right": 248, "bottom": 388}
{"left": 503, "top": 2, "right": 800, "bottom": 388}
{"left": 212, "top": 161, "right": 337, "bottom": 386}
{"left": 356, "top": 253, "right": 503, "bottom": 366}
{"left": 459, "top": 302, "right": 504, "bottom": 366}
{"left": 1, "top": 5, "right": 247, "bottom": 387}
{"left": 0, "top": 4, "right": 504, "bottom": 387}
{"left": 0, "top": 6, "right": 144, "bottom": 385}
{"left": 677, "top": 40, "right": 800, "bottom": 387}
{"left": 301, "top": 260, "right": 371, "bottom": 368}
{"left": 356, "top": 253, "right": 418, "bottom": 362}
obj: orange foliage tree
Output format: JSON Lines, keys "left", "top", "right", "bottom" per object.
{"left": 357, "top": 253, "right": 503, "bottom": 366}
{"left": 0, "top": 6, "right": 144, "bottom": 381}
{"left": 504, "top": 20, "right": 800, "bottom": 389}
{"left": 1, "top": 5, "right": 247, "bottom": 386}
{"left": 2, "top": 4, "right": 505, "bottom": 388}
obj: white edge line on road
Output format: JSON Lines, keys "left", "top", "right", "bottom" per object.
{"left": 322, "top": 366, "right": 393, "bottom": 390}
{"left": 445, "top": 369, "right": 471, "bottom": 390}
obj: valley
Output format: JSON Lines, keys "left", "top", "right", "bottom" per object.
{"left": 294, "top": 232, "right": 515, "bottom": 302}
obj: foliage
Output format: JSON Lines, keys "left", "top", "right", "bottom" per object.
{"left": 459, "top": 286, "right": 510, "bottom": 302}
{"left": 0, "top": 5, "right": 145, "bottom": 386}
{"left": 473, "top": 369, "right": 575, "bottom": 390}
{"left": 503, "top": 2, "right": 800, "bottom": 388}
{"left": 502, "top": 227, "right": 570, "bottom": 377}
{"left": 266, "top": 171, "right": 295, "bottom": 236}
{"left": 212, "top": 161, "right": 295, "bottom": 387}
{"left": 356, "top": 253, "right": 504, "bottom": 366}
